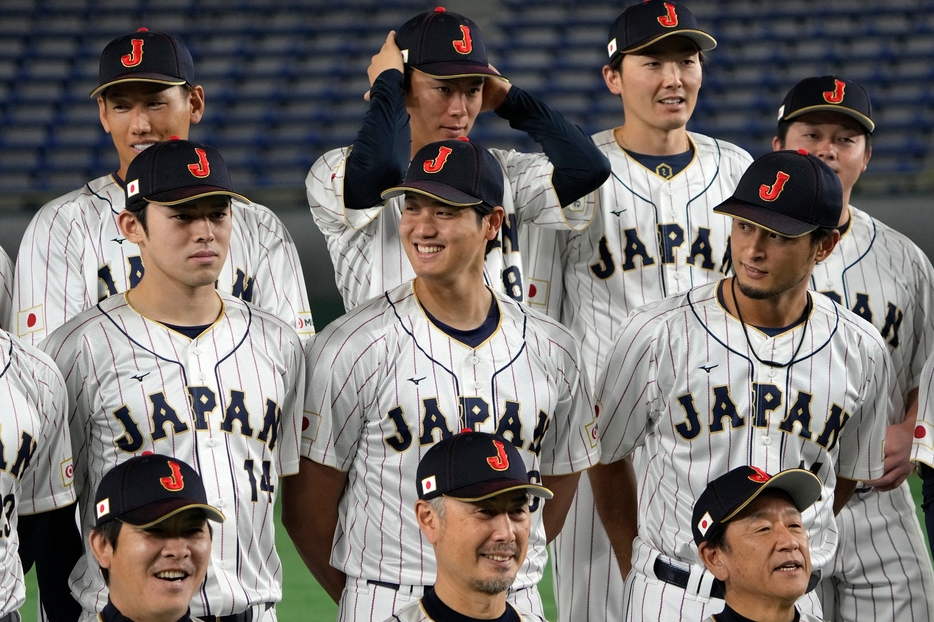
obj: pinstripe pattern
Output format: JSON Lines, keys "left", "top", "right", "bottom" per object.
{"left": 543, "top": 130, "right": 751, "bottom": 622}
{"left": 11, "top": 174, "right": 314, "bottom": 346}
{"left": 306, "top": 146, "right": 594, "bottom": 312}
{"left": 595, "top": 282, "right": 890, "bottom": 616}
{"left": 41, "top": 293, "right": 304, "bottom": 619}
{"left": 815, "top": 206, "right": 934, "bottom": 620}
{"left": 0, "top": 331, "right": 74, "bottom": 616}
{"left": 303, "top": 282, "right": 598, "bottom": 622}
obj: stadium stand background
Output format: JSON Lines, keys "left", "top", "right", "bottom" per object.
{"left": 1, "top": 0, "right": 932, "bottom": 330}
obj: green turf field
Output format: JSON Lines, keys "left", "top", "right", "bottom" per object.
{"left": 19, "top": 474, "right": 931, "bottom": 622}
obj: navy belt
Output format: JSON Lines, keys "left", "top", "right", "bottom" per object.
{"left": 200, "top": 602, "right": 274, "bottom": 622}
{"left": 653, "top": 558, "right": 726, "bottom": 599}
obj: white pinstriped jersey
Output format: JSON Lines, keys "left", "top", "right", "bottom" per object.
{"left": 41, "top": 293, "right": 304, "bottom": 618}
{"left": 811, "top": 206, "right": 934, "bottom": 419}
{"left": 596, "top": 282, "right": 890, "bottom": 570}
{"left": 303, "top": 282, "right": 599, "bottom": 588}
{"left": 0, "top": 247, "right": 12, "bottom": 334}
{"left": 703, "top": 613, "right": 825, "bottom": 622}
{"left": 12, "top": 174, "right": 314, "bottom": 345}
{"left": 307, "top": 146, "right": 593, "bottom": 311}
{"left": 0, "top": 331, "right": 75, "bottom": 616}
{"left": 388, "top": 601, "right": 546, "bottom": 622}
{"left": 914, "top": 355, "right": 934, "bottom": 465}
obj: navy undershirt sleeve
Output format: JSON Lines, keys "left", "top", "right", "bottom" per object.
{"left": 494, "top": 85, "right": 611, "bottom": 207}
{"left": 343, "top": 69, "right": 411, "bottom": 209}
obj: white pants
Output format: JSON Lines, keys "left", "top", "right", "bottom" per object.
{"left": 338, "top": 577, "right": 543, "bottom": 622}
{"left": 624, "top": 539, "right": 822, "bottom": 622}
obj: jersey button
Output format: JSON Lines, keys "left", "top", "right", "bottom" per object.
{"left": 474, "top": 381, "right": 482, "bottom": 390}
{"left": 762, "top": 436, "right": 772, "bottom": 446}
{"left": 469, "top": 356, "right": 479, "bottom": 365}
{"left": 199, "top": 373, "right": 206, "bottom": 382}
{"left": 207, "top": 439, "right": 216, "bottom": 447}
{"left": 768, "top": 368, "right": 777, "bottom": 378}
{"left": 192, "top": 347, "right": 201, "bottom": 356}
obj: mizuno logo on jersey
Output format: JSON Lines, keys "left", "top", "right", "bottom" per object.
{"left": 131, "top": 372, "right": 150, "bottom": 382}
{"left": 383, "top": 398, "right": 550, "bottom": 456}
{"left": 408, "top": 376, "right": 426, "bottom": 385}
{"left": 110, "top": 388, "right": 282, "bottom": 453}
{"left": 699, "top": 364, "right": 718, "bottom": 373}
{"left": 673, "top": 383, "right": 851, "bottom": 451}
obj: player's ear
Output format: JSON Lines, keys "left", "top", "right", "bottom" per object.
{"left": 484, "top": 206, "right": 505, "bottom": 241}
{"left": 815, "top": 229, "right": 841, "bottom": 263}
{"left": 119, "top": 209, "right": 146, "bottom": 243}
{"left": 861, "top": 144, "right": 872, "bottom": 172}
{"left": 697, "top": 541, "right": 729, "bottom": 582}
{"left": 771, "top": 136, "right": 784, "bottom": 151}
{"left": 188, "top": 85, "right": 206, "bottom": 125}
{"left": 414, "top": 499, "right": 442, "bottom": 545}
{"left": 89, "top": 528, "right": 115, "bottom": 570}
{"left": 602, "top": 64, "right": 623, "bottom": 96}
{"left": 98, "top": 96, "right": 112, "bottom": 134}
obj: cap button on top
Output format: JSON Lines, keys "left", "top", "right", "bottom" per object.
{"left": 457, "top": 136, "right": 469, "bottom": 142}
{"left": 435, "top": 6, "right": 446, "bottom": 11}
{"left": 797, "top": 149, "right": 809, "bottom": 155}
{"left": 137, "top": 27, "right": 148, "bottom": 32}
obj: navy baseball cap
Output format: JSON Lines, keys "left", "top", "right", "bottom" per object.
{"left": 382, "top": 137, "right": 504, "bottom": 213}
{"left": 125, "top": 138, "right": 249, "bottom": 212}
{"left": 91, "top": 28, "right": 195, "bottom": 97}
{"left": 713, "top": 149, "right": 843, "bottom": 237}
{"left": 396, "top": 7, "right": 502, "bottom": 79}
{"left": 607, "top": 1, "right": 716, "bottom": 63}
{"left": 778, "top": 75, "right": 874, "bottom": 134}
{"left": 416, "top": 431, "right": 553, "bottom": 502}
{"left": 94, "top": 454, "right": 225, "bottom": 528}
{"left": 692, "top": 465, "right": 821, "bottom": 546}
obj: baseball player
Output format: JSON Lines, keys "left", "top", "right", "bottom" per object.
{"left": 694, "top": 466, "right": 825, "bottom": 622}
{"left": 915, "top": 355, "right": 934, "bottom": 560}
{"left": 284, "top": 138, "right": 599, "bottom": 622}
{"left": 525, "top": 3, "right": 754, "bottom": 620}
{"left": 88, "top": 455, "right": 225, "bottom": 622}
{"left": 11, "top": 28, "right": 314, "bottom": 346}
{"left": 0, "top": 325, "right": 79, "bottom": 622}
{"left": 387, "top": 431, "right": 551, "bottom": 622}
{"left": 773, "top": 75, "right": 934, "bottom": 621}
{"left": 306, "top": 7, "right": 610, "bottom": 312}
{"left": 589, "top": 150, "right": 892, "bottom": 621}
{"left": 0, "top": 248, "right": 12, "bottom": 333}
{"left": 41, "top": 139, "right": 304, "bottom": 622}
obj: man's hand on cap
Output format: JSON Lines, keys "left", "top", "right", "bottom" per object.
{"left": 479, "top": 64, "right": 510, "bottom": 112}
{"left": 365, "top": 31, "right": 404, "bottom": 101}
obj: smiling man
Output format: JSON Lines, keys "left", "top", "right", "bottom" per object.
{"left": 89, "top": 454, "right": 225, "bottom": 622}
{"left": 386, "top": 431, "right": 553, "bottom": 622}
{"left": 694, "top": 466, "right": 825, "bottom": 622}
{"left": 589, "top": 150, "right": 892, "bottom": 621}
{"left": 11, "top": 28, "right": 313, "bottom": 346}
{"left": 43, "top": 139, "right": 304, "bottom": 622}
{"left": 286, "top": 138, "right": 598, "bottom": 622}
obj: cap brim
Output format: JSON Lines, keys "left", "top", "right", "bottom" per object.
{"left": 382, "top": 181, "right": 483, "bottom": 207}
{"left": 782, "top": 105, "right": 875, "bottom": 134}
{"left": 714, "top": 198, "right": 817, "bottom": 238}
{"left": 446, "top": 480, "right": 555, "bottom": 502}
{"left": 116, "top": 498, "right": 226, "bottom": 527}
{"left": 621, "top": 30, "right": 718, "bottom": 55}
{"left": 721, "top": 469, "right": 823, "bottom": 524}
{"left": 411, "top": 64, "right": 507, "bottom": 81}
{"left": 90, "top": 75, "right": 188, "bottom": 97}
{"left": 131, "top": 187, "right": 250, "bottom": 210}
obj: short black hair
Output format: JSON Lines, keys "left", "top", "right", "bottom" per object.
{"left": 810, "top": 226, "right": 837, "bottom": 249}
{"left": 703, "top": 524, "right": 731, "bottom": 552}
{"left": 92, "top": 520, "right": 124, "bottom": 585}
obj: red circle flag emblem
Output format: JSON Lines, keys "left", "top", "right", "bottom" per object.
{"left": 916, "top": 425, "right": 926, "bottom": 439}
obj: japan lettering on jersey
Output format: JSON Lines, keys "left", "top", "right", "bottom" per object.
{"left": 811, "top": 206, "right": 934, "bottom": 413}
{"left": 12, "top": 175, "right": 314, "bottom": 345}
{"left": 41, "top": 294, "right": 304, "bottom": 617}
{"left": 0, "top": 332, "right": 75, "bottom": 614}
{"left": 596, "top": 283, "right": 890, "bottom": 569}
{"left": 303, "top": 282, "right": 599, "bottom": 587}
{"left": 307, "top": 146, "right": 593, "bottom": 312}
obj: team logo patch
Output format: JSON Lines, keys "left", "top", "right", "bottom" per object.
{"left": 486, "top": 440, "right": 510, "bottom": 471}
{"left": 607, "top": 38, "right": 618, "bottom": 58}
{"left": 160, "top": 460, "right": 185, "bottom": 491}
{"left": 16, "top": 304, "right": 45, "bottom": 337}
{"left": 61, "top": 458, "right": 74, "bottom": 487}
{"left": 423, "top": 146, "right": 453, "bottom": 173}
{"left": 823, "top": 79, "right": 845, "bottom": 104}
{"left": 759, "top": 171, "right": 790, "bottom": 202}
{"left": 296, "top": 312, "right": 315, "bottom": 335}
{"left": 188, "top": 148, "right": 211, "bottom": 178}
{"left": 127, "top": 179, "right": 140, "bottom": 198}
{"left": 96, "top": 498, "right": 111, "bottom": 519}
{"left": 421, "top": 475, "right": 437, "bottom": 495}
{"left": 657, "top": 2, "right": 679, "bottom": 27}
{"left": 748, "top": 465, "right": 771, "bottom": 483}
{"left": 453, "top": 25, "right": 473, "bottom": 54}
{"left": 697, "top": 511, "right": 713, "bottom": 536}
{"left": 121, "top": 39, "right": 145, "bottom": 67}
